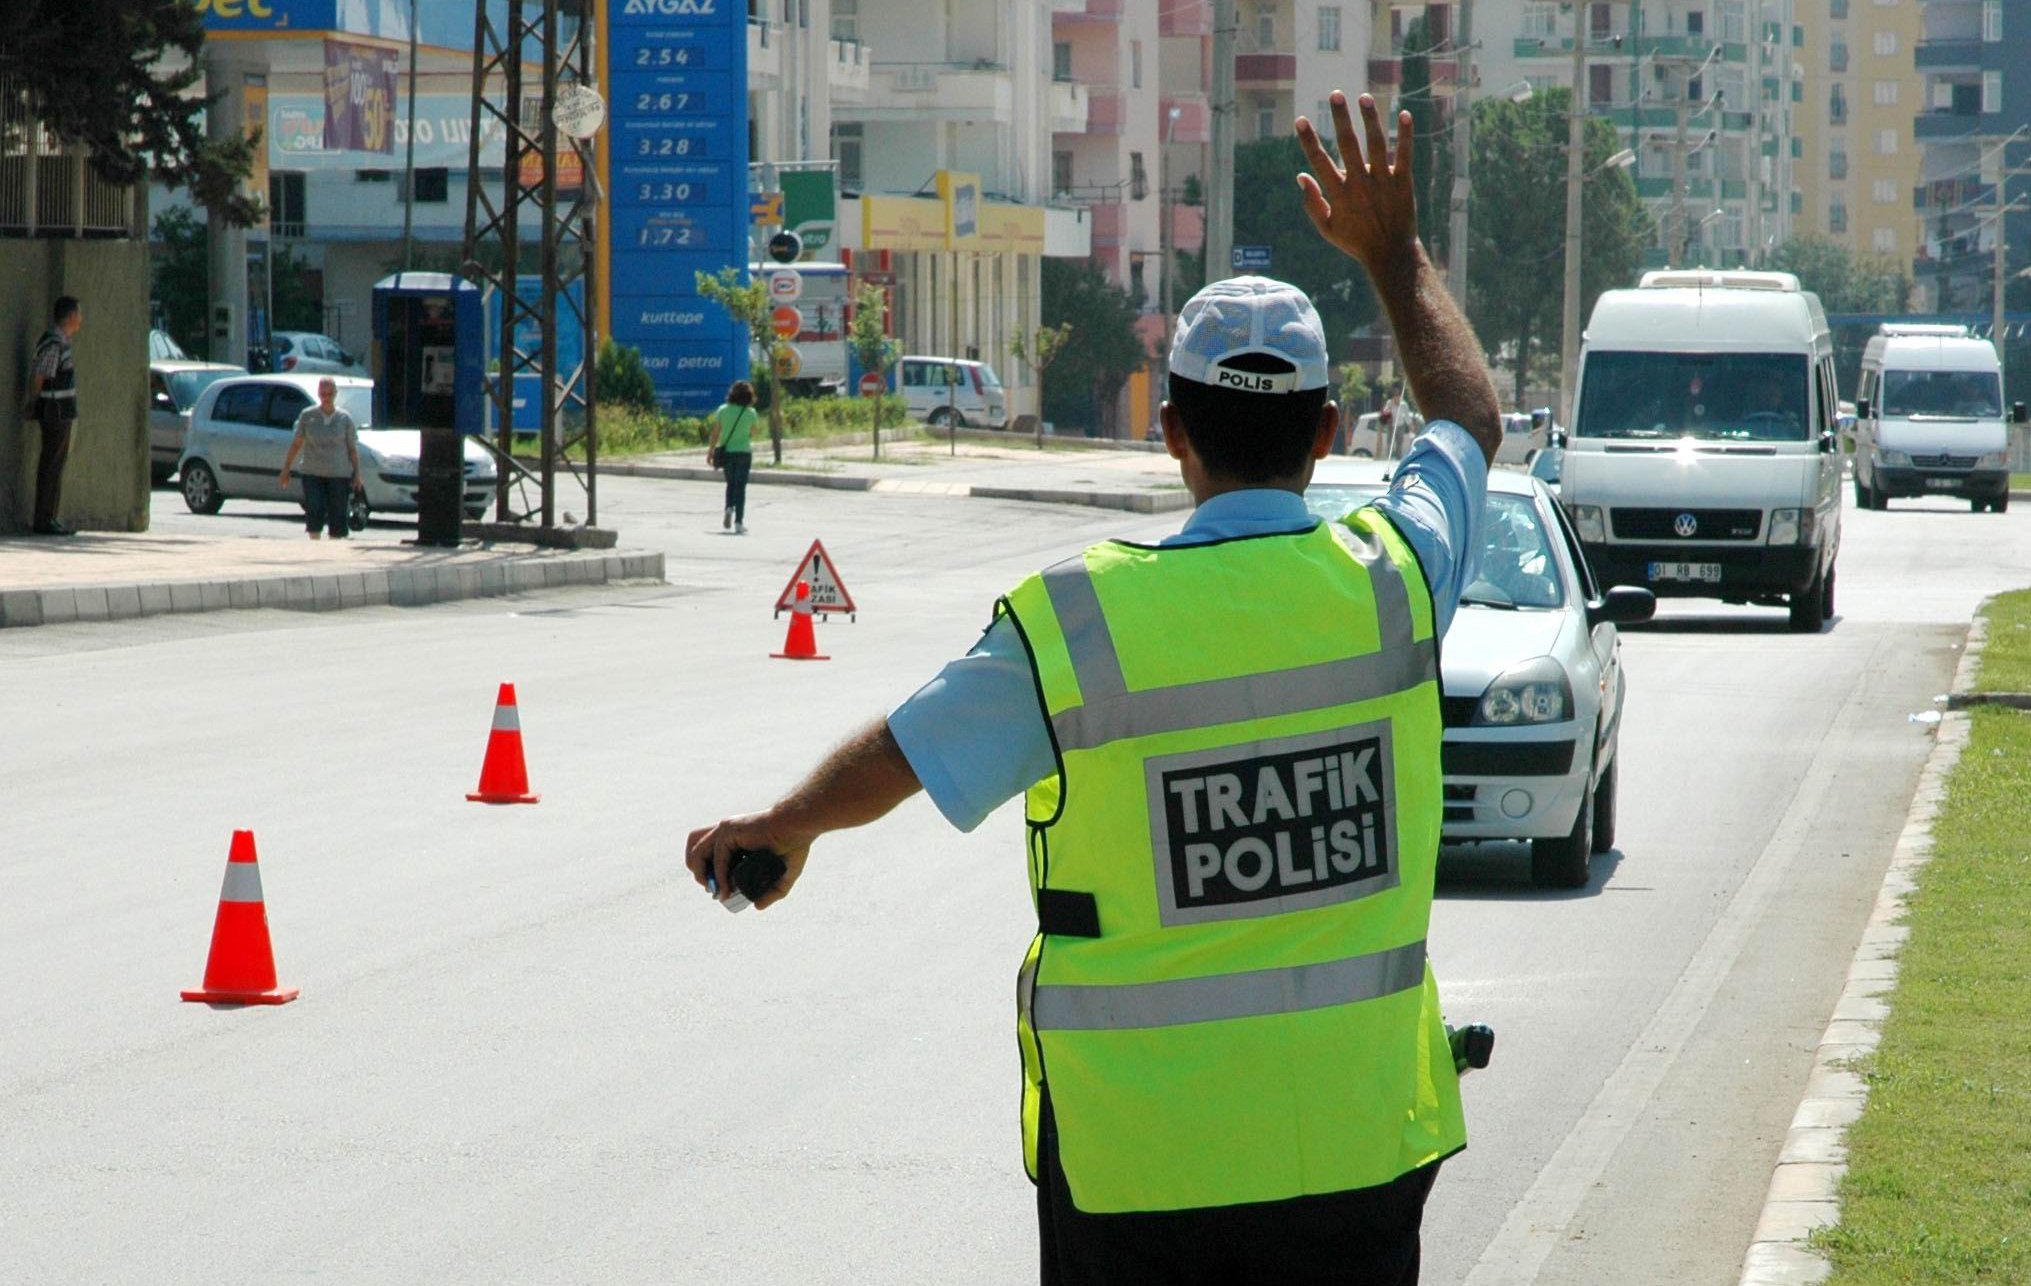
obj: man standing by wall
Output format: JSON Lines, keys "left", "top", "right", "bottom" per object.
{"left": 20, "top": 296, "right": 83, "bottom": 536}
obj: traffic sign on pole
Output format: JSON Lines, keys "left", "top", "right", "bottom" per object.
{"left": 772, "top": 347, "right": 803, "bottom": 379}
{"left": 771, "top": 305, "right": 800, "bottom": 338}
{"left": 1232, "top": 245, "right": 1273, "bottom": 271}
{"left": 859, "top": 371, "right": 886, "bottom": 397}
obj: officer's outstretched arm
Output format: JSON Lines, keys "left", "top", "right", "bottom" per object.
{"left": 1295, "top": 92, "right": 1502, "bottom": 468}
{"left": 685, "top": 718, "right": 922, "bottom": 912}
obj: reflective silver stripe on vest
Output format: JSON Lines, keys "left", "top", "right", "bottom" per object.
{"left": 1043, "top": 526, "right": 1431, "bottom": 753}
{"left": 39, "top": 389, "right": 77, "bottom": 400}
{"left": 219, "top": 862, "right": 265, "bottom": 904}
{"left": 492, "top": 704, "right": 521, "bottom": 733}
{"left": 1042, "top": 558, "right": 1127, "bottom": 705}
{"left": 1029, "top": 940, "right": 1427, "bottom": 1032}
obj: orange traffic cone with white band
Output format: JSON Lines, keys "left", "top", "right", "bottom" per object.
{"left": 181, "top": 830, "right": 299, "bottom": 1005}
{"left": 467, "top": 682, "right": 540, "bottom": 804}
{"left": 772, "top": 581, "right": 829, "bottom": 661}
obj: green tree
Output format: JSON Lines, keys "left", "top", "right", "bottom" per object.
{"left": 596, "top": 340, "right": 659, "bottom": 412}
{"left": 695, "top": 267, "right": 784, "bottom": 463}
{"left": 846, "top": 281, "right": 900, "bottom": 458}
{"left": 270, "top": 243, "right": 324, "bottom": 334}
{"left": 1768, "top": 234, "right": 1912, "bottom": 314}
{"left": 1228, "top": 136, "right": 1380, "bottom": 356}
{"left": 0, "top": 0, "right": 262, "bottom": 224}
{"left": 1465, "top": 89, "right": 1653, "bottom": 406}
{"left": 151, "top": 207, "right": 210, "bottom": 359}
{"left": 1010, "top": 321, "right": 1074, "bottom": 449}
{"left": 1039, "top": 257, "right": 1145, "bottom": 435}
{"left": 1336, "top": 361, "right": 1371, "bottom": 414}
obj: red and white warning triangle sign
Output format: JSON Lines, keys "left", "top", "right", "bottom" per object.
{"left": 775, "top": 539, "right": 858, "bottom": 619}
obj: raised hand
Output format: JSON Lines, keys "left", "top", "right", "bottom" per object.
{"left": 1294, "top": 92, "right": 1421, "bottom": 278}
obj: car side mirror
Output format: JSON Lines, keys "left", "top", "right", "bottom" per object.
{"left": 1588, "top": 586, "right": 1655, "bottom": 629}
{"left": 1818, "top": 430, "right": 1836, "bottom": 454}
{"left": 2013, "top": 401, "right": 2028, "bottom": 426}
{"left": 152, "top": 391, "right": 175, "bottom": 410}
{"left": 1855, "top": 397, "right": 1871, "bottom": 420}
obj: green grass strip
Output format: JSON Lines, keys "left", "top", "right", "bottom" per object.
{"left": 1813, "top": 608, "right": 2031, "bottom": 1280}
{"left": 1974, "top": 589, "right": 2031, "bottom": 695}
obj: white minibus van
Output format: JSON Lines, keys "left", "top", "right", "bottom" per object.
{"left": 1851, "top": 323, "right": 2026, "bottom": 513}
{"left": 1561, "top": 270, "right": 1843, "bottom": 633}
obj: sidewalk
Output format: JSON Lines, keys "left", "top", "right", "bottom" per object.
{"left": 0, "top": 529, "right": 664, "bottom": 629}
{"left": 600, "top": 434, "right": 1196, "bottom": 514}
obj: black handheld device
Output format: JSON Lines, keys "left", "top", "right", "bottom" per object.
{"left": 719, "top": 849, "right": 787, "bottom": 913}
{"left": 1446, "top": 1023, "right": 1495, "bottom": 1075}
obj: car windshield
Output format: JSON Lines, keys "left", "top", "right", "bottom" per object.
{"left": 1880, "top": 369, "right": 2001, "bottom": 419}
{"left": 166, "top": 369, "right": 239, "bottom": 411}
{"left": 1577, "top": 351, "right": 1811, "bottom": 441}
{"left": 1301, "top": 486, "right": 1565, "bottom": 609}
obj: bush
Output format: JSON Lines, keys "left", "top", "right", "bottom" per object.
{"left": 597, "top": 340, "right": 659, "bottom": 412}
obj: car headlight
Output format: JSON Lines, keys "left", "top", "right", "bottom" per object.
{"left": 1566, "top": 504, "right": 1606, "bottom": 543}
{"left": 1977, "top": 451, "right": 2009, "bottom": 469}
{"left": 1877, "top": 448, "right": 1912, "bottom": 468}
{"left": 1768, "top": 507, "right": 1815, "bottom": 546}
{"left": 1474, "top": 658, "right": 1573, "bottom": 726}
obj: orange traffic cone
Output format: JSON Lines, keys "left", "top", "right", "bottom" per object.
{"left": 181, "top": 830, "right": 299, "bottom": 1005}
{"left": 772, "top": 580, "right": 829, "bottom": 661}
{"left": 467, "top": 682, "right": 540, "bottom": 804}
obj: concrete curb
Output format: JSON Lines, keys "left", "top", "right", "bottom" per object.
{"left": 0, "top": 549, "right": 666, "bottom": 631}
{"left": 595, "top": 458, "right": 1189, "bottom": 514}
{"left": 968, "top": 484, "right": 1193, "bottom": 514}
{"left": 1736, "top": 613, "right": 1987, "bottom": 1285}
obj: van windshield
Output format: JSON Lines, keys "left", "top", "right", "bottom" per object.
{"left": 1881, "top": 369, "right": 2001, "bottom": 419}
{"left": 974, "top": 365, "right": 1002, "bottom": 391}
{"left": 1577, "top": 351, "right": 1811, "bottom": 441}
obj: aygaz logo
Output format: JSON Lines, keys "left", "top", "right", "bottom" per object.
{"left": 1147, "top": 724, "right": 1397, "bottom": 925}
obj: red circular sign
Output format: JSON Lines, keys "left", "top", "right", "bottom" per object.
{"left": 770, "top": 305, "right": 800, "bottom": 339}
{"left": 859, "top": 372, "right": 886, "bottom": 397}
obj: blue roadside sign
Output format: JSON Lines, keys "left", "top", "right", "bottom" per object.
{"left": 1232, "top": 245, "right": 1273, "bottom": 272}
{"left": 604, "top": 0, "right": 750, "bottom": 415}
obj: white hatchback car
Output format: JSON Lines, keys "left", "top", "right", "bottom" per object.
{"left": 177, "top": 374, "right": 497, "bottom": 527}
{"left": 272, "top": 331, "right": 369, "bottom": 377}
{"left": 1305, "top": 461, "right": 1654, "bottom": 888}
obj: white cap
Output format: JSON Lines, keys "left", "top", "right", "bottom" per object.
{"left": 1168, "top": 275, "right": 1331, "bottom": 395}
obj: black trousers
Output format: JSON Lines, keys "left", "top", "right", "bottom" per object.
{"left": 1036, "top": 1099, "right": 1440, "bottom": 1286}
{"left": 33, "top": 407, "right": 72, "bottom": 529}
{"left": 300, "top": 474, "right": 352, "bottom": 538}
{"left": 722, "top": 450, "right": 753, "bottom": 523}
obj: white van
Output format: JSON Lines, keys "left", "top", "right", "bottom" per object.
{"left": 1561, "top": 269, "right": 1843, "bottom": 633}
{"left": 897, "top": 355, "right": 1008, "bottom": 429}
{"left": 1851, "top": 323, "right": 2024, "bottom": 513}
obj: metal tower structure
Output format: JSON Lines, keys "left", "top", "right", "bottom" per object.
{"left": 461, "top": 0, "right": 599, "bottom": 528}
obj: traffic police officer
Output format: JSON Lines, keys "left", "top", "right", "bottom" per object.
{"left": 21, "top": 295, "right": 83, "bottom": 536}
{"left": 687, "top": 94, "right": 1503, "bottom": 1283}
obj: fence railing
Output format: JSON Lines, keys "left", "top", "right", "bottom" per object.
{"left": 0, "top": 75, "right": 136, "bottom": 238}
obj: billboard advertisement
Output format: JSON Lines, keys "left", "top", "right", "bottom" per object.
{"left": 603, "top": 0, "right": 750, "bottom": 415}
{"left": 322, "top": 39, "right": 400, "bottom": 153}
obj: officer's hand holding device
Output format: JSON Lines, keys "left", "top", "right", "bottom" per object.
{"left": 685, "top": 812, "right": 813, "bottom": 912}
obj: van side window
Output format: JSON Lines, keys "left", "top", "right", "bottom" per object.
{"left": 902, "top": 363, "right": 925, "bottom": 388}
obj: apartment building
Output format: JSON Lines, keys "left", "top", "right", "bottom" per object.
{"left": 1793, "top": 0, "right": 1924, "bottom": 263}
{"left": 1474, "top": 0, "right": 1800, "bottom": 269}
{"left": 1910, "top": 0, "right": 2024, "bottom": 313}
{"left": 1234, "top": 1, "right": 1379, "bottom": 143}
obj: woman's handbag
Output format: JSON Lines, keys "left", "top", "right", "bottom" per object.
{"left": 708, "top": 444, "right": 725, "bottom": 469}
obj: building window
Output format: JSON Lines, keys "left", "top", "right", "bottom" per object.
{"left": 269, "top": 171, "right": 306, "bottom": 237}
{"left": 1052, "top": 150, "right": 1073, "bottom": 196}
{"left": 1591, "top": 3, "right": 1611, "bottom": 38}
{"left": 1590, "top": 64, "right": 1613, "bottom": 108}
{"left": 1830, "top": 38, "right": 1847, "bottom": 72}
{"left": 1256, "top": 6, "right": 1275, "bottom": 46}
{"left": 1829, "top": 146, "right": 1847, "bottom": 179}
{"left": 1830, "top": 0, "right": 1847, "bottom": 16}
{"left": 1872, "top": 80, "right": 1899, "bottom": 106}
{"left": 1130, "top": 152, "right": 1148, "bottom": 201}
{"left": 1872, "top": 30, "right": 1897, "bottom": 56}
{"left": 1688, "top": 73, "right": 1704, "bottom": 103}
{"left": 1129, "top": 253, "right": 1147, "bottom": 305}
{"left": 1985, "top": 0, "right": 2003, "bottom": 42}
{"left": 1875, "top": 128, "right": 1898, "bottom": 155}
{"left": 1319, "top": 5, "right": 1342, "bottom": 51}
{"left": 833, "top": 123, "right": 863, "bottom": 190}
{"left": 1829, "top": 83, "right": 1847, "bottom": 124}
{"left": 1829, "top": 198, "right": 1847, "bottom": 233}
{"left": 1873, "top": 227, "right": 1896, "bottom": 253}
{"left": 1984, "top": 71, "right": 2002, "bottom": 113}
{"left": 1053, "top": 41, "right": 1072, "bottom": 82}
{"left": 1686, "top": 9, "right": 1704, "bottom": 35}
{"left": 1131, "top": 40, "right": 1143, "bottom": 89}
{"left": 831, "top": 0, "right": 857, "bottom": 40}
{"left": 400, "top": 167, "right": 448, "bottom": 203}
{"left": 1256, "top": 98, "right": 1276, "bottom": 139}
{"left": 1872, "top": 178, "right": 1897, "bottom": 204}
{"left": 1522, "top": 3, "right": 1558, "bottom": 39}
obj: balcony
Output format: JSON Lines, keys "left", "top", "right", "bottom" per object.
{"left": 1915, "top": 110, "right": 1994, "bottom": 142}
{"left": 1087, "top": 87, "right": 1126, "bottom": 136}
{"left": 1914, "top": 39, "right": 1984, "bottom": 71}
{"left": 1161, "top": 0, "right": 1212, "bottom": 37}
{"left": 842, "top": 61, "right": 1014, "bottom": 125}
{"left": 1160, "top": 96, "right": 1209, "bottom": 144}
{"left": 1915, "top": 177, "right": 1993, "bottom": 212}
{"left": 1235, "top": 52, "right": 1297, "bottom": 88}
{"left": 1049, "top": 79, "right": 1091, "bottom": 133}
{"left": 1055, "top": 0, "right": 1123, "bottom": 21}
{"left": 828, "top": 39, "right": 871, "bottom": 99}
{"left": 748, "top": 19, "right": 781, "bottom": 84}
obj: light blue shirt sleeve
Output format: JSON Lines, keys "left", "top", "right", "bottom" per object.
{"left": 1368, "top": 420, "right": 1486, "bottom": 641}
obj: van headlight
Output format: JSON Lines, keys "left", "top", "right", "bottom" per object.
{"left": 1475, "top": 659, "right": 1572, "bottom": 726}
{"left": 1977, "top": 451, "right": 2009, "bottom": 469}
{"left": 1768, "top": 508, "right": 1815, "bottom": 545}
{"left": 1566, "top": 504, "right": 1606, "bottom": 543}
{"left": 1876, "top": 448, "right": 1912, "bottom": 468}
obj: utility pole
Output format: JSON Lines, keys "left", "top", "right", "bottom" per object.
{"left": 1670, "top": 68, "right": 1689, "bottom": 265}
{"left": 1558, "top": 8, "right": 1588, "bottom": 428}
{"left": 400, "top": 0, "right": 420, "bottom": 272}
{"left": 1447, "top": 0, "right": 1475, "bottom": 313}
{"left": 1207, "top": 0, "right": 1236, "bottom": 284}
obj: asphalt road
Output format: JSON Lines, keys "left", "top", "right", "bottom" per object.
{"left": 3, "top": 478, "right": 2024, "bottom": 1283}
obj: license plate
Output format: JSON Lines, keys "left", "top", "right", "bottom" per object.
{"left": 1923, "top": 477, "right": 1960, "bottom": 490}
{"left": 1648, "top": 561, "right": 1722, "bottom": 583}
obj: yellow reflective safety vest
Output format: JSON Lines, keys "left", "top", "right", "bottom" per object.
{"left": 998, "top": 506, "right": 1466, "bottom": 1215}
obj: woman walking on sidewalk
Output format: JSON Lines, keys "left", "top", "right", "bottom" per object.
{"left": 708, "top": 379, "right": 758, "bottom": 535}
{"left": 278, "top": 377, "right": 362, "bottom": 540}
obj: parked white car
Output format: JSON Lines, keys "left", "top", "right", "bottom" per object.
{"left": 897, "top": 355, "right": 1008, "bottom": 429}
{"left": 1305, "top": 460, "right": 1654, "bottom": 888}
{"left": 177, "top": 374, "right": 497, "bottom": 526}
{"left": 272, "top": 331, "right": 369, "bottom": 377}
{"left": 149, "top": 360, "right": 245, "bottom": 483}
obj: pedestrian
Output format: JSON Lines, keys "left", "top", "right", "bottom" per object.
{"left": 707, "top": 379, "right": 758, "bottom": 534}
{"left": 277, "top": 377, "right": 362, "bottom": 541}
{"left": 685, "top": 93, "right": 1503, "bottom": 1284}
{"left": 19, "top": 295, "right": 83, "bottom": 536}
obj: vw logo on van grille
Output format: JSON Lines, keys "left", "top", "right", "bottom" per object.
{"left": 1673, "top": 512, "right": 1699, "bottom": 538}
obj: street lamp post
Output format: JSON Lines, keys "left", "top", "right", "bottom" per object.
{"left": 1159, "top": 104, "right": 1182, "bottom": 436}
